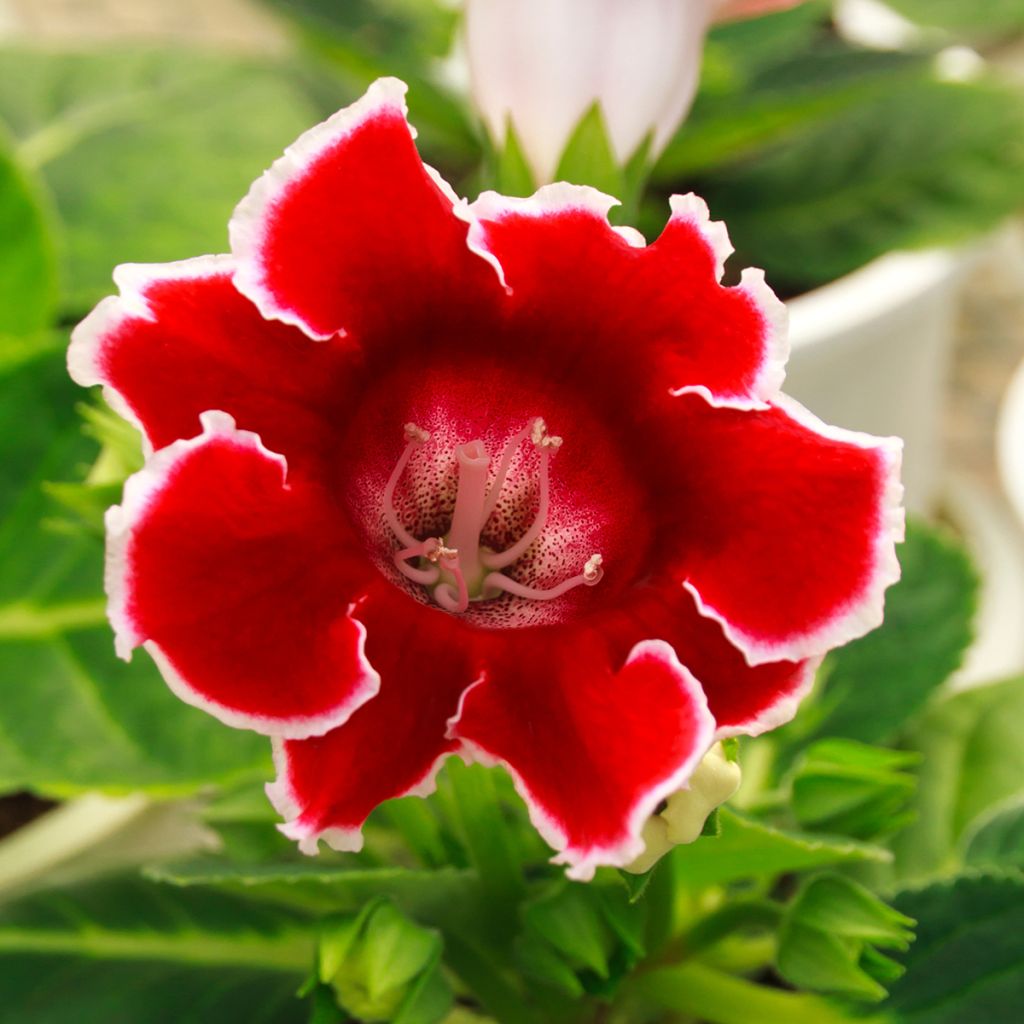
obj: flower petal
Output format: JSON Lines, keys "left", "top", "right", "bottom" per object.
{"left": 631, "top": 582, "right": 821, "bottom": 737}
{"left": 230, "top": 77, "right": 501, "bottom": 342}
{"left": 467, "top": 186, "right": 786, "bottom": 408}
{"left": 268, "top": 590, "right": 478, "bottom": 853}
{"left": 450, "top": 635, "right": 715, "bottom": 880}
{"left": 68, "top": 256, "right": 357, "bottom": 472}
{"left": 671, "top": 393, "right": 904, "bottom": 665}
{"left": 108, "top": 411, "right": 378, "bottom": 738}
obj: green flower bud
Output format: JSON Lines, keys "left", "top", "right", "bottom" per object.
{"left": 318, "top": 898, "right": 451, "bottom": 1024}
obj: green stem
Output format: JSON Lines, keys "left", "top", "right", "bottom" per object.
{"left": 631, "top": 962, "right": 880, "bottom": 1024}
{"left": 444, "top": 933, "right": 535, "bottom": 1024}
{"left": 444, "top": 761, "right": 525, "bottom": 920}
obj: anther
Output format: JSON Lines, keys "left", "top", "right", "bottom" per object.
{"left": 425, "top": 539, "right": 458, "bottom": 564}
{"left": 404, "top": 422, "right": 430, "bottom": 444}
{"left": 531, "top": 417, "right": 563, "bottom": 450}
{"left": 583, "top": 554, "right": 604, "bottom": 584}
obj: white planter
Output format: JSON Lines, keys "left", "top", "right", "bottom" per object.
{"left": 998, "top": 354, "right": 1024, "bottom": 531}
{"left": 784, "top": 248, "right": 973, "bottom": 514}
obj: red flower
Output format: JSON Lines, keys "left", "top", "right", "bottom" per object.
{"left": 69, "top": 79, "right": 902, "bottom": 879}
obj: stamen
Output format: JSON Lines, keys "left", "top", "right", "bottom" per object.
{"left": 434, "top": 559, "right": 469, "bottom": 613}
{"left": 383, "top": 423, "right": 430, "bottom": 548}
{"left": 394, "top": 537, "right": 442, "bottom": 585}
{"left": 481, "top": 418, "right": 557, "bottom": 570}
{"left": 483, "top": 554, "right": 604, "bottom": 602}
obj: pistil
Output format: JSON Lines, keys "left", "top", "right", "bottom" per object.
{"left": 385, "top": 418, "right": 602, "bottom": 614}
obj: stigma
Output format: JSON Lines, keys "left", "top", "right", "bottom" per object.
{"left": 384, "top": 418, "right": 603, "bottom": 614}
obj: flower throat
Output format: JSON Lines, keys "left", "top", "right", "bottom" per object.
{"left": 384, "top": 418, "right": 603, "bottom": 614}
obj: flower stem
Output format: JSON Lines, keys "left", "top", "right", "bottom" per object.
{"left": 443, "top": 760, "right": 525, "bottom": 933}
{"left": 630, "top": 962, "right": 877, "bottom": 1024}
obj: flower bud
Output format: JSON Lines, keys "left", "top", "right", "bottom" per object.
{"left": 464, "top": 0, "right": 809, "bottom": 185}
{"left": 625, "top": 741, "right": 742, "bottom": 874}
{"left": 318, "top": 898, "right": 451, "bottom": 1023}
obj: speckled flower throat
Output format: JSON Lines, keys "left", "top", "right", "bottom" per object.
{"left": 385, "top": 418, "right": 604, "bottom": 616}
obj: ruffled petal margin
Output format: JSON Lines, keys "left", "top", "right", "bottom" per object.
{"left": 267, "top": 590, "right": 479, "bottom": 853}
{"left": 449, "top": 635, "right": 716, "bottom": 881}
{"left": 107, "top": 411, "right": 379, "bottom": 738}
{"left": 230, "top": 77, "right": 501, "bottom": 342}
{"left": 466, "top": 185, "right": 787, "bottom": 409}
{"left": 671, "top": 393, "right": 904, "bottom": 665}
{"left": 68, "top": 256, "right": 357, "bottom": 474}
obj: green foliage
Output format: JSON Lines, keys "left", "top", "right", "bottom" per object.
{"left": 0, "top": 339, "right": 268, "bottom": 799}
{"left": 963, "top": 798, "right": 1024, "bottom": 870}
{"left": 788, "top": 740, "right": 919, "bottom": 841}
{"left": 694, "top": 74, "right": 1024, "bottom": 292}
{"left": 515, "top": 882, "right": 645, "bottom": 1000}
{"left": 776, "top": 522, "right": 978, "bottom": 753}
{"left": 257, "top": 0, "right": 475, "bottom": 172}
{"left": 318, "top": 898, "right": 451, "bottom": 1023}
{"left": 0, "top": 140, "right": 57, "bottom": 336}
{"left": 894, "top": 675, "right": 1024, "bottom": 881}
{"left": 776, "top": 874, "right": 915, "bottom": 1002}
{"left": 669, "top": 808, "right": 889, "bottom": 889}
{"left": 884, "top": 873, "right": 1024, "bottom": 1023}
{"left": 0, "top": 875, "right": 313, "bottom": 1023}
{"left": 885, "top": 0, "right": 1024, "bottom": 35}
{"left": 0, "top": 48, "right": 318, "bottom": 312}
{"left": 490, "top": 121, "right": 535, "bottom": 198}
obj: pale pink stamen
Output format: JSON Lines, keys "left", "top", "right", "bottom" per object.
{"left": 434, "top": 551, "right": 470, "bottom": 614}
{"left": 394, "top": 537, "right": 442, "bottom": 586}
{"left": 480, "top": 423, "right": 533, "bottom": 521}
{"left": 484, "top": 553, "right": 604, "bottom": 601}
{"left": 382, "top": 420, "right": 601, "bottom": 613}
{"left": 383, "top": 422, "right": 430, "bottom": 548}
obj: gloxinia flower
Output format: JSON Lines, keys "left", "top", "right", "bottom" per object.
{"left": 69, "top": 78, "right": 902, "bottom": 880}
{"left": 464, "top": 0, "right": 810, "bottom": 185}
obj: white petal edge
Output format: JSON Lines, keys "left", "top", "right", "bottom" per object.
{"left": 267, "top": 736, "right": 465, "bottom": 856}
{"left": 105, "top": 409, "right": 381, "bottom": 740}
{"left": 685, "top": 392, "right": 906, "bottom": 667}
{"left": 229, "top": 76, "right": 506, "bottom": 336}
{"left": 714, "top": 654, "right": 823, "bottom": 740}
{"left": 229, "top": 77, "right": 412, "bottom": 340}
{"left": 447, "top": 639, "right": 716, "bottom": 881}
{"left": 68, "top": 254, "right": 237, "bottom": 456}
{"left": 666, "top": 193, "right": 789, "bottom": 409}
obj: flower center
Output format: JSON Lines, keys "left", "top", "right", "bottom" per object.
{"left": 383, "top": 418, "right": 604, "bottom": 614}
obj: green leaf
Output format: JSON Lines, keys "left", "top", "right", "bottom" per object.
{"left": 894, "top": 676, "right": 1024, "bottom": 882}
{"left": 0, "top": 343, "right": 269, "bottom": 798}
{"left": 695, "top": 75, "right": 1024, "bottom": 293}
{"left": 668, "top": 808, "right": 889, "bottom": 890}
{"left": 0, "top": 139, "right": 58, "bottom": 335}
{"left": 147, "top": 859, "right": 479, "bottom": 927}
{"left": 776, "top": 874, "right": 915, "bottom": 1002}
{"left": 0, "top": 47, "right": 318, "bottom": 312}
{"left": 257, "top": 0, "right": 476, "bottom": 170}
{"left": 883, "top": 872, "right": 1024, "bottom": 1023}
{"left": 963, "top": 797, "right": 1024, "bottom": 870}
{"left": 777, "top": 522, "right": 978, "bottom": 754}
{"left": 0, "top": 875, "right": 314, "bottom": 1023}
{"left": 885, "top": 0, "right": 1024, "bottom": 35}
